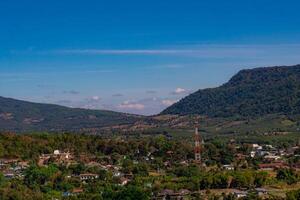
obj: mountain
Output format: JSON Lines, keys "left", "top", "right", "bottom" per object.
{"left": 2, "top": 64, "right": 300, "bottom": 133}
{"left": 0, "top": 96, "right": 144, "bottom": 132}
{"left": 162, "top": 65, "right": 300, "bottom": 118}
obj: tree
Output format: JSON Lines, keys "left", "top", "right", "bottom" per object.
{"left": 24, "top": 164, "right": 59, "bottom": 189}
{"left": 132, "top": 163, "right": 149, "bottom": 176}
{"left": 115, "top": 186, "right": 150, "bottom": 200}
{"left": 286, "top": 189, "right": 300, "bottom": 200}
{"left": 276, "top": 169, "right": 298, "bottom": 184}
{"left": 0, "top": 172, "right": 5, "bottom": 187}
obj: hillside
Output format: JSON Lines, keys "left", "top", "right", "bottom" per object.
{"left": 0, "top": 96, "right": 144, "bottom": 132}
{"left": 162, "top": 65, "right": 300, "bottom": 118}
{"left": 2, "top": 65, "right": 300, "bottom": 133}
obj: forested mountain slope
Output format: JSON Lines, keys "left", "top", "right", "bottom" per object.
{"left": 0, "top": 96, "right": 142, "bottom": 132}
{"left": 162, "top": 65, "right": 300, "bottom": 118}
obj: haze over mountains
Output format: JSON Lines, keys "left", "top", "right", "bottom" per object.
{"left": 1, "top": 65, "right": 300, "bottom": 132}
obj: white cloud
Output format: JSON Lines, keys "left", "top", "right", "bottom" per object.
{"left": 11, "top": 44, "right": 300, "bottom": 64}
{"left": 162, "top": 99, "right": 178, "bottom": 106}
{"left": 52, "top": 49, "right": 198, "bottom": 55}
{"left": 91, "top": 96, "right": 101, "bottom": 101}
{"left": 114, "top": 97, "right": 178, "bottom": 115}
{"left": 175, "top": 88, "right": 186, "bottom": 93}
{"left": 38, "top": 46, "right": 266, "bottom": 58}
{"left": 171, "top": 87, "right": 187, "bottom": 95}
{"left": 118, "top": 101, "right": 145, "bottom": 110}
{"left": 53, "top": 95, "right": 102, "bottom": 110}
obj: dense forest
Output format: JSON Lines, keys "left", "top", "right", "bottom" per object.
{"left": 162, "top": 65, "right": 300, "bottom": 118}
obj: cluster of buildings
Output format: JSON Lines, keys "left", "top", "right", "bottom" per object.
{"left": 154, "top": 188, "right": 269, "bottom": 200}
{"left": 215, "top": 142, "right": 300, "bottom": 172}
{"left": 248, "top": 143, "right": 300, "bottom": 171}
{"left": 38, "top": 150, "right": 73, "bottom": 166}
{"left": 0, "top": 127, "right": 299, "bottom": 199}
{"left": 0, "top": 158, "right": 29, "bottom": 179}
{"left": 38, "top": 149, "right": 133, "bottom": 184}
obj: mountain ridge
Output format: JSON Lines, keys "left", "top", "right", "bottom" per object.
{"left": 1, "top": 64, "right": 300, "bottom": 133}
{"left": 0, "top": 96, "right": 144, "bottom": 132}
{"left": 162, "top": 64, "right": 300, "bottom": 117}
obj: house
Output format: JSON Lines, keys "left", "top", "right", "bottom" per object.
{"left": 166, "top": 151, "right": 174, "bottom": 155}
{"left": 123, "top": 173, "right": 133, "bottom": 179}
{"left": 38, "top": 150, "right": 73, "bottom": 166}
{"left": 258, "top": 163, "right": 287, "bottom": 171}
{"left": 113, "top": 171, "right": 122, "bottom": 177}
{"left": 54, "top": 150, "right": 72, "bottom": 163}
{"left": 62, "top": 192, "right": 73, "bottom": 197}
{"left": 144, "top": 182, "right": 152, "bottom": 188}
{"left": 0, "top": 159, "right": 18, "bottom": 165}
{"left": 38, "top": 154, "right": 51, "bottom": 166}
{"left": 86, "top": 161, "right": 102, "bottom": 168}
{"left": 53, "top": 150, "right": 60, "bottom": 155}
{"left": 157, "top": 189, "right": 191, "bottom": 200}
{"left": 255, "top": 188, "right": 268, "bottom": 196}
{"left": 234, "top": 191, "right": 248, "bottom": 198}
{"left": 164, "top": 161, "right": 171, "bottom": 167}
{"left": 17, "top": 161, "right": 29, "bottom": 169}
{"left": 223, "top": 164, "right": 234, "bottom": 170}
{"left": 157, "top": 189, "right": 175, "bottom": 200}
{"left": 0, "top": 163, "right": 7, "bottom": 170}
{"left": 257, "top": 150, "right": 269, "bottom": 157}
{"left": 251, "top": 144, "right": 262, "bottom": 149}
{"left": 265, "top": 145, "right": 274, "bottom": 149}
{"left": 235, "top": 153, "right": 247, "bottom": 160}
{"left": 264, "top": 155, "right": 281, "bottom": 161}
{"left": 63, "top": 188, "right": 84, "bottom": 197}
{"left": 79, "top": 173, "right": 99, "bottom": 181}
{"left": 72, "top": 188, "right": 84, "bottom": 194}
{"left": 178, "top": 189, "right": 191, "bottom": 195}
{"left": 3, "top": 170, "right": 15, "bottom": 179}
{"left": 119, "top": 177, "right": 130, "bottom": 186}
{"left": 292, "top": 163, "right": 300, "bottom": 170}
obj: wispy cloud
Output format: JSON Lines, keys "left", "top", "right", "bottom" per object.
{"left": 146, "top": 90, "right": 157, "bottom": 94}
{"left": 0, "top": 68, "right": 116, "bottom": 83}
{"left": 118, "top": 101, "right": 145, "bottom": 110}
{"left": 37, "top": 84, "right": 56, "bottom": 89}
{"left": 17, "top": 44, "right": 300, "bottom": 59}
{"left": 171, "top": 87, "right": 188, "bottom": 95}
{"left": 55, "top": 95, "right": 102, "bottom": 110}
{"left": 43, "top": 95, "right": 180, "bottom": 116}
{"left": 111, "top": 97, "right": 179, "bottom": 115}
{"left": 63, "top": 90, "right": 80, "bottom": 95}
{"left": 52, "top": 49, "right": 199, "bottom": 55}
{"left": 112, "top": 93, "right": 124, "bottom": 97}
{"left": 55, "top": 100, "right": 72, "bottom": 105}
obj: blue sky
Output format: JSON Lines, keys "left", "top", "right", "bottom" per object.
{"left": 1, "top": 0, "right": 300, "bottom": 115}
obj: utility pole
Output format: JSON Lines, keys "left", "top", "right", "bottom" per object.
{"left": 194, "top": 124, "right": 202, "bottom": 164}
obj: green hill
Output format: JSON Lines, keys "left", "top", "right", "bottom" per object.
{"left": 162, "top": 65, "right": 300, "bottom": 118}
{"left": 0, "top": 96, "right": 143, "bottom": 132}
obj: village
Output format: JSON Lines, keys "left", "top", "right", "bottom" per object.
{"left": 0, "top": 129, "right": 300, "bottom": 199}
